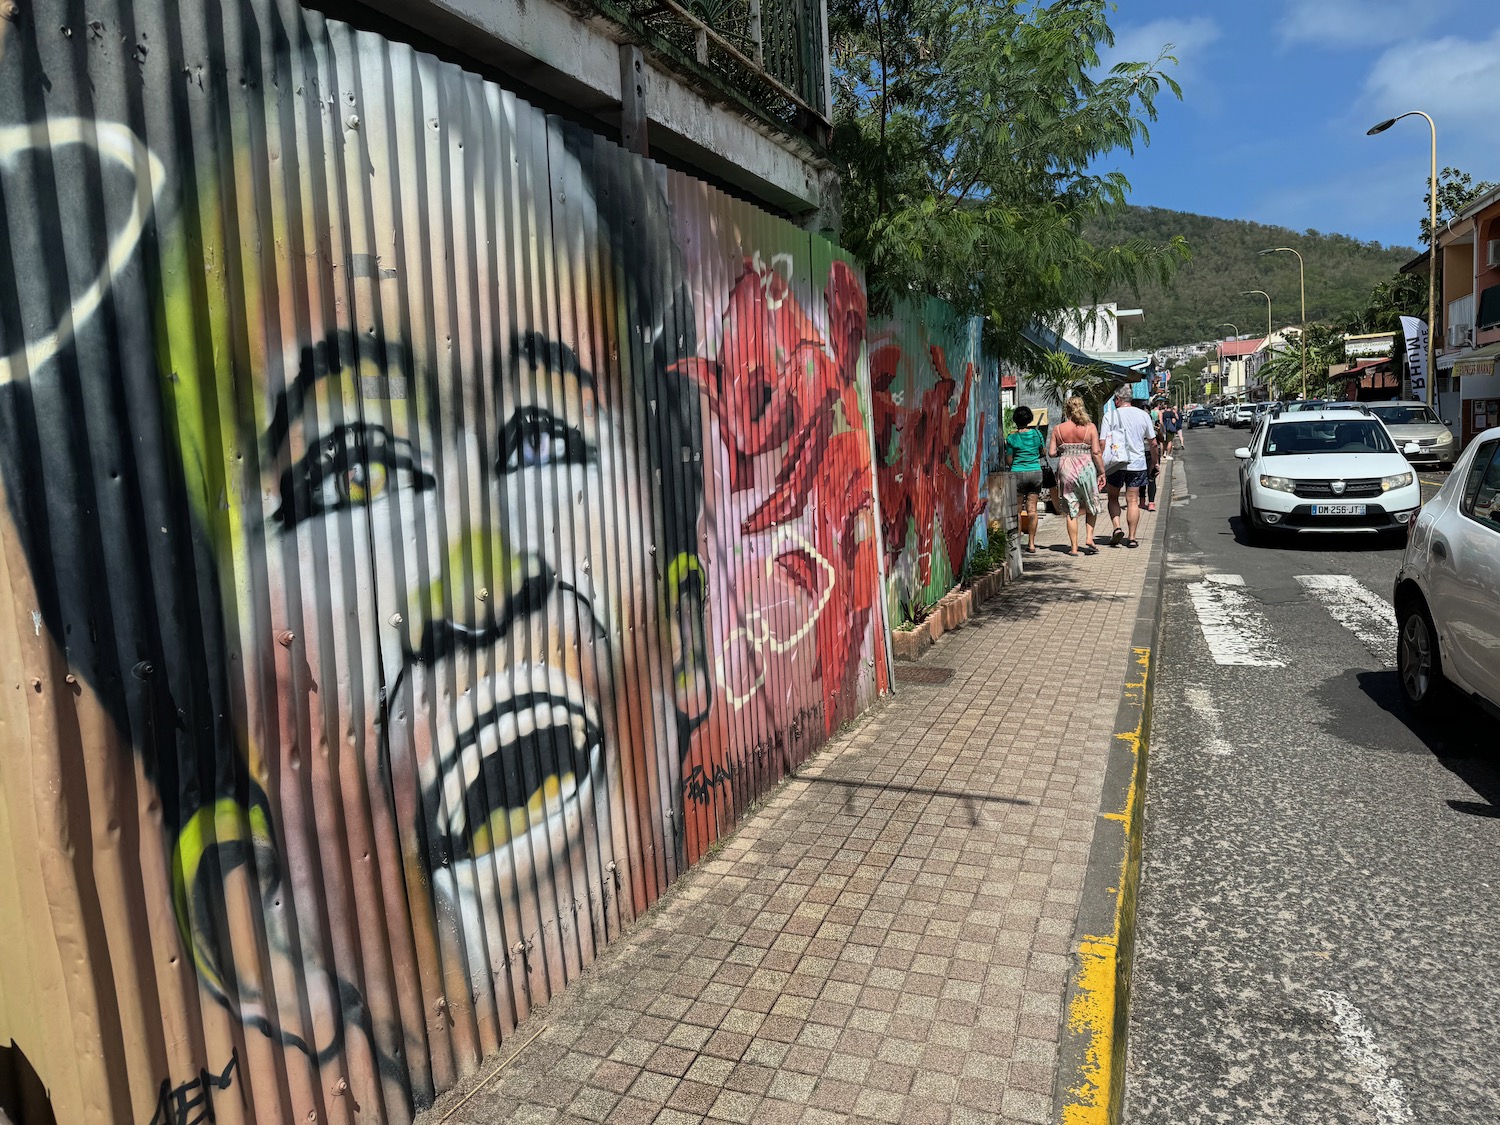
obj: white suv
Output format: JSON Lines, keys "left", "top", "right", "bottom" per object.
{"left": 1393, "top": 427, "right": 1500, "bottom": 716}
{"left": 1234, "top": 407, "right": 1421, "bottom": 542}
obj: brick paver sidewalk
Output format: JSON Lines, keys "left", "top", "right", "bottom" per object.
{"left": 427, "top": 491, "right": 1162, "bottom": 1125}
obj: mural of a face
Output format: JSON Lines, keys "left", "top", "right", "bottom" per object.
{"left": 0, "top": 7, "right": 889, "bottom": 1123}
{"left": 0, "top": 15, "right": 707, "bottom": 1119}
{"left": 171, "top": 95, "right": 710, "bottom": 1108}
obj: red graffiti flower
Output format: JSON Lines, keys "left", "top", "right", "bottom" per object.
{"left": 678, "top": 256, "right": 881, "bottom": 733}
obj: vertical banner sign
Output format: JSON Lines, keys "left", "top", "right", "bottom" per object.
{"left": 1400, "top": 316, "right": 1429, "bottom": 401}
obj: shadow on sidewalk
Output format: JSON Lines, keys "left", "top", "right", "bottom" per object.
{"left": 969, "top": 563, "right": 1132, "bottom": 622}
{"left": 799, "top": 774, "right": 1033, "bottom": 830}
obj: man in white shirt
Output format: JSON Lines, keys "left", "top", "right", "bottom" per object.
{"left": 1101, "top": 385, "right": 1158, "bottom": 547}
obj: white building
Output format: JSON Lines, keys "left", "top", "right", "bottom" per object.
{"left": 1055, "top": 303, "right": 1145, "bottom": 355}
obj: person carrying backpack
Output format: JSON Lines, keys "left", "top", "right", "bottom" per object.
{"left": 1164, "top": 403, "right": 1184, "bottom": 452}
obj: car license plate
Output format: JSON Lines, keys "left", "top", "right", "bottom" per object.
{"left": 1312, "top": 503, "right": 1366, "bottom": 516}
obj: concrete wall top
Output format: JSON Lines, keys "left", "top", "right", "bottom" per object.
{"left": 356, "top": 0, "right": 835, "bottom": 221}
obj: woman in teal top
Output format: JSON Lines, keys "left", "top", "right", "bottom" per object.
{"left": 1005, "top": 405, "right": 1047, "bottom": 553}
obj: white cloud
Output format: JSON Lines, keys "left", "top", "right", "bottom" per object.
{"left": 1361, "top": 28, "right": 1500, "bottom": 128}
{"left": 1098, "top": 17, "right": 1221, "bottom": 87}
{"left": 1277, "top": 0, "right": 1452, "bottom": 49}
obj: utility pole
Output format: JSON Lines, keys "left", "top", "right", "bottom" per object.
{"left": 1367, "top": 111, "right": 1437, "bottom": 406}
{"left": 1260, "top": 249, "right": 1307, "bottom": 399}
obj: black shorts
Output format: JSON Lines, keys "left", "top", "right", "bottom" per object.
{"left": 1014, "top": 470, "right": 1045, "bottom": 496}
{"left": 1105, "top": 467, "right": 1150, "bottom": 490}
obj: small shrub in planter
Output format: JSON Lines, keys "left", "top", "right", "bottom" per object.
{"left": 962, "top": 528, "right": 1008, "bottom": 587}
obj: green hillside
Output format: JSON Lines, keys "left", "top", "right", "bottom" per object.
{"left": 1089, "top": 206, "right": 1417, "bottom": 348}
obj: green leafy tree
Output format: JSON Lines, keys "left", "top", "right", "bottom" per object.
{"left": 828, "top": 0, "right": 1190, "bottom": 356}
{"left": 1421, "top": 167, "right": 1498, "bottom": 245}
{"left": 1022, "top": 350, "right": 1118, "bottom": 421}
{"left": 1343, "top": 269, "right": 1427, "bottom": 335}
{"left": 1258, "top": 325, "right": 1349, "bottom": 399}
{"left": 1086, "top": 206, "right": 1416, "bottom": 347}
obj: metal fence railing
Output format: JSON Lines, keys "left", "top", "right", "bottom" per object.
{"left": 598, "top": 0, "right": 829, "bottom": 140}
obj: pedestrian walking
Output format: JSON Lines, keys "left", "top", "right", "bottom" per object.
{"left": 1100, "top": 386, "right": 1158, "bottom": 548}
{"left": 1164, "top": 403, "right": 1184, "bottom": 452}
{"left": 1138, "top": 399, "right": 1160, "bottom": 512}
{"left": 1005, "top": 405, "right": 1046, "bottom": 554}
{"left": 1048, "top": 396, "right": 1105, "bottom": 556}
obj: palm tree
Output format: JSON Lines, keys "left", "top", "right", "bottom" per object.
{"left": 1021, "top": 350, "right": 1119, "bottom": 423}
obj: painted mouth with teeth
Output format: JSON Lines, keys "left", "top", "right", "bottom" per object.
{"left": 419, "top": 677, "right": 605, "bottom": 866}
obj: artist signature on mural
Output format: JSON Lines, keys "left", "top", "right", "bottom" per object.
{"left": 147, "top": 1049, "right": 238, "bottom": 1125}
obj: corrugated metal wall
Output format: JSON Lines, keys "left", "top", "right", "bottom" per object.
{"left": 0, "top": 3, "right": 894, "bottom": 1122}
{"left": 871, "top": 296, "right": 991, "bottom": 619}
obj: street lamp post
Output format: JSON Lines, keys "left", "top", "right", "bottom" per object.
{"left": 1242, "top": 290, "right": 1273, "bottom": 398}
{"left": 1367, "top": 111, "right": 1437, "bottom": 407}
{"left": 1217, "top": 323, "right": 1239, "bottom": 401}
{"left": 1260, "top": 248, "right": 1306, "bottom": 399}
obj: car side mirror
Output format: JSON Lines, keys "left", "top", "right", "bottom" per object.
{"left": 1443, "top": 419, "right": 1452, "bottom": 426}
{"left": 1234, "top": 448, "right": 1252, "bottom": 460}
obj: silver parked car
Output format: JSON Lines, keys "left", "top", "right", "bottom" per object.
{"left": 1367, "top": 401, "right": 1458, "bottom": 470}
{"left": 1393, "top": 425, "right": 1500, "bottom": 716}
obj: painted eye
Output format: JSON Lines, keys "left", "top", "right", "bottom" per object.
{"left": 501, "top": 408, "right": 592, "bottom": 472}
{"left": 276, "top": 423, "right": 434, "bottom": 529}
{"left": 337, "top": 461, "right": 388, "bottom": 504}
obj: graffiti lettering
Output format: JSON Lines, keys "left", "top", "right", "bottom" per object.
{"left": 684, "top": 763, "right": 735, "bottom": 805}
{"left": 147, "top": 1050, "right": 238, "bottom": 1125}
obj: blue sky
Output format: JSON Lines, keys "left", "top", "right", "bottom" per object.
{"left": 1096, "top": 0, "right": 1500, "bottom": 250}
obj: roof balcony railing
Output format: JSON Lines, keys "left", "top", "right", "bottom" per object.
{"left": 588, "top": 0, "right": 830, "bottom": 143}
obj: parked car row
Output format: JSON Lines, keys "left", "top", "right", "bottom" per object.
{"left": 1214, "top": 399, "right": 1458, "bottom": 471}
{"left": 1215, "top": 398, "right": 1496, "bottom": 723}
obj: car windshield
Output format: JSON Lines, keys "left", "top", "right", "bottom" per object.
{"left": 1263, "top": 419, "right": 1397, "bottom": 456}
{"left": 1369, "top": 405, "right": 1440, "bottom": 426}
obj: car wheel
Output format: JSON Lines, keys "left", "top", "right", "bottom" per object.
{"left": 1240, "top": 490, "right": 1265, "bottom": 544}
{"left": 1397, "top": 598, "right": 1443, "bottom": 711}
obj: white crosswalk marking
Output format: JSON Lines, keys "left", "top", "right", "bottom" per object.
{"left": 1315, "top": 990, "right": 1413, "bottom": 1124}
{"left": 1295, "top": 574, "right": 1397, "bottom": 668}
{"left": 1187, "top": 573, "right": 1285, "bottom": 667}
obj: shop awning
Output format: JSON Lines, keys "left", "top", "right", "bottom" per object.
{"left": 1453, "top": 342, "right": 1500, "bottom": 379}
{"left": 1019, "top": 323, "right": 1144, "bottom": 382}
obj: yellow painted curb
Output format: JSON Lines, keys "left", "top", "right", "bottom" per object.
{"left": 1060, "top": 645, "right": 1151, "bottom": 1125}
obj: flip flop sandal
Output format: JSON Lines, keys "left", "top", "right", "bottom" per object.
{"left": 1109, "top": 528, "right": 1124, "bottom": 546}
{"left": 1126, "top": 538, "right": 1140, "bottom": 549}
{"left": 1081, "top": 545, "right": 1098, "bottom": 556}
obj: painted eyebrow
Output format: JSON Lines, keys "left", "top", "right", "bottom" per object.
{"left": 510, "top": 330, "right": 596, "bottom": 390}
{"left": 262, "top": 330, "right": 411, "bottom": 456}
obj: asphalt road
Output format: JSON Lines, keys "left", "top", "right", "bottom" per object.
{"left": 1125, "top": 424, "right": 1500, "bottom": 1125}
